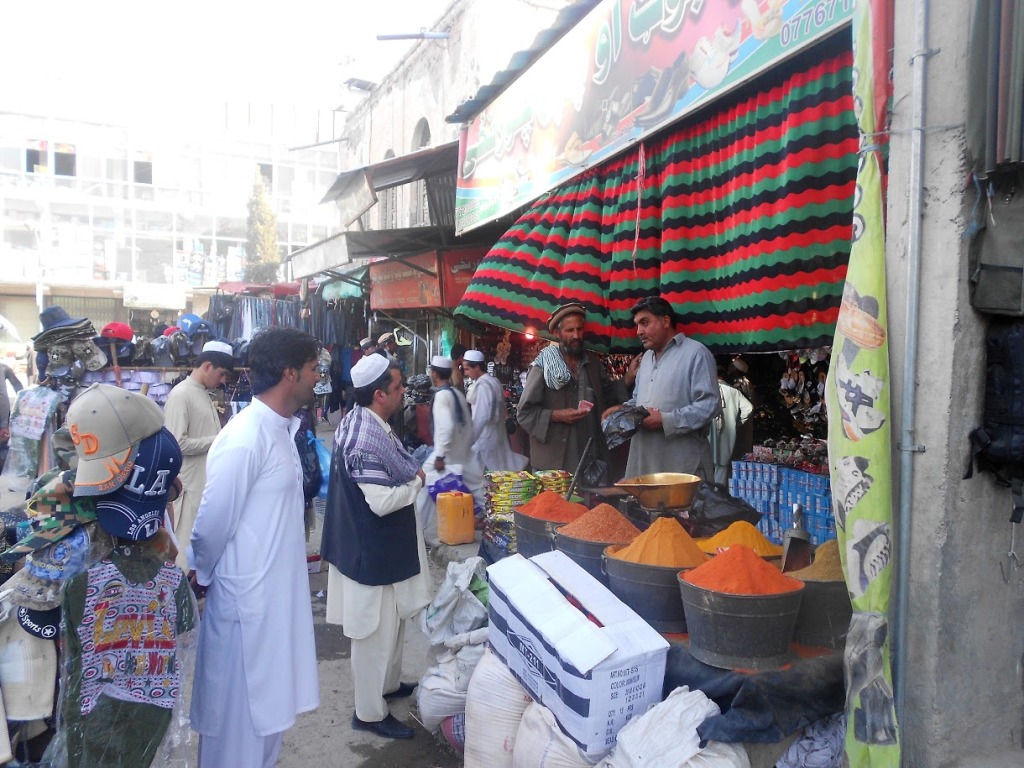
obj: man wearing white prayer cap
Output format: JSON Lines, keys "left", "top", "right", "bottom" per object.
{"left": 359, "top": 337, "right": 377, "bottom": 357}
{"left": 415, "top": 354, "right": 485, "bottom": 544}
{"left": 463, "top": 350, "right": 526, "bottom": 472}
{"left": 321, "top": 352, "right": 428, "bottom": 740}
{"left": 163, "top": 338, "right": 234, "bottom": 570}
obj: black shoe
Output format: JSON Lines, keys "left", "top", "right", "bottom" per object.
{"left": 351, "top": 713, "right": 414, "bottom": 739}
{"left": 383, "top": 682, "right": 417, "bottom": 701}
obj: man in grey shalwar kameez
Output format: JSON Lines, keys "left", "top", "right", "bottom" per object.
{"left": 615, "top": 297, "right": 721, "bottom": 480}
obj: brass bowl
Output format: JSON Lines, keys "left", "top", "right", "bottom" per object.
{"left": 614, "top": 472, "right": 702, "bottom": 509}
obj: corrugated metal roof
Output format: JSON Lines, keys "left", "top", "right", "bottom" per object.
{"left": 445, "top": 0, "right": 601, "bottom": 125}
{"left": 319, "top": 141, "right": 459, "bottom": 204}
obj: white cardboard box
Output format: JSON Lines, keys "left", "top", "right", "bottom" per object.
{"left": 487, "top": 551, "right": 668, "bottom": 758}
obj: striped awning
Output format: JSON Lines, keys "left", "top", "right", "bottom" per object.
{"left": 455, "top": 41, "right": 858, "bottom": 354}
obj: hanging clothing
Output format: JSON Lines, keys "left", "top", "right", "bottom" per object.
{"left": 709, "top": 381, "right": 754, "bottom": 485}
{"left": 466, "top": 374, "right": 526, "bottom": 472}
{"left": 189, "top": 398, "right": 319, "bottom": 751}
{"left": 163, "top": 375, "right": 222, "bottom": 571}
{"left": 62, "top": 546, "right": 196, "bottom": 768}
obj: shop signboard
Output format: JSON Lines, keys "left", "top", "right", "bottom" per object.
{"left": 455, "top": 0, "right": 855, "bottom": 235}
{"left": 439, "top": 248, "right": 489, "bottom": 307}
{"left": 369, "top": 252, "right": 442, "bottom": 309}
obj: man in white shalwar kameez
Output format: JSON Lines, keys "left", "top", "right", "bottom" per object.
{"left": 188, "top": 327, "right": 322, "bottom": 768}
{"left": 321, "top": 354, "right": 430, "bottom": 739}
{"left": 416, "top": 356, "right": 486, "bottom": 544}
{"left": 463, "top": 349, "right": 526, "bottom": 471}
{"left": 163, "top": 339, "right": 233, "bottom": 571}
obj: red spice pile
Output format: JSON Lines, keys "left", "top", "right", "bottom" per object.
{"left": 517, "top": 490, "right": 588, "bottom": 523}
{"left": 558, "top": 504, "right": 640, "bottom": 544}
{"left": 682, "top": 544, "right": 804, "bottom": 595}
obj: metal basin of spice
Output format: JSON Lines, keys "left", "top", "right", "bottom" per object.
{"left": 615, "top": 473, "right": 701, "bottom": 509}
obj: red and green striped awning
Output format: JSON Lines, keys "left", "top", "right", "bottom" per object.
{"left": 455, "top": 40, "right": 857, "bottom": 354}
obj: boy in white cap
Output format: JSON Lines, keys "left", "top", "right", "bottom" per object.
{"left": 463, "top": 350, "right": 526, "bottom": 471}
{"left": 163, "top": 339, "right": 234, "bottom": 571}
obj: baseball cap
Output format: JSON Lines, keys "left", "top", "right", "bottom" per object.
{"left": 17, "top": 606, "right": 60, "bottom": 640}
{"left": 2, "top": 474, "right": 97, "bottom": 561}
{"left": 4, "top": 524, "right": 97, "bottom": 611}
{"left": 0, "top": 615, "right": 57, "bottom": 720}
{"left": 94, "top": 427, "right": 182, "bottom": 541}
{"left": 66, "top": 384, "right": 165, "bottom": 497}
{"left": 100, "top": 321, "right": 135, "bottom": 342}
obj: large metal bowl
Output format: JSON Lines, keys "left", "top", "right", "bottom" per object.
{"left": 614, "top": 472, "right": 702, "bottom": 509}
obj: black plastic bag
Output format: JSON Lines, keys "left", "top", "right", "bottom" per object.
{"left": 601, "top": 405, "right": 649, "bottom": 450}
{"left": 685, "top": 482, "right": 762, "bottom": 538}
{"left": 296, "top": 428, "right": 322, "bottom": 505}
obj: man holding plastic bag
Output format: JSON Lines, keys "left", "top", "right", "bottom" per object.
{"left": 416, "top": 356, "right": 484, "bottom": 545}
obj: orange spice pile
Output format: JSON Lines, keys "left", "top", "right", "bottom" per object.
{"left": 609, "top": 516, "right": 707, "bottom": 568}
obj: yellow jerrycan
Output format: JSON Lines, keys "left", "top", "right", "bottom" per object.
{"left": 437, "top": 491, "right": 475, "bottom": 545}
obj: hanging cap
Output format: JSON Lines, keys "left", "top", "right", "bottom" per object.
{"left": 351, "top": 353, "right": 390, "bottom": 388}
{"left": 94, "top": 427, "right": 182, "bottom": 541}
{"left": 463, "top": 350, "right": 485, "bottom": 363}
{"left": 431, "top": 355, "right": 452, "bottom": 369}
{"left": 546, "top": 302, "right": 587, "bottom": 333}
{"left": 66, "top": 384, "right": 165, "bottom": 497}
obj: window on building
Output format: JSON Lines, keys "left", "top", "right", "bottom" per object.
{"left": 379, "top": 150, "right": 397, "bottom": 230}
{"left": 54, "top": 144, "right": 76, "bottom": 177}
{"left": 410, "top": 119, "right": 431, "bottom": 226}
{"left": 134, "top": 160, "right": 153, "bottom": 184}
{"left": 25, "top": 148, "right": 44, "bottom": 173}
{"left": 259, "top": 162, "right": 273, "bottom": 189}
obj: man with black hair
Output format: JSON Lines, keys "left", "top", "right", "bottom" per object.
{"left": 613, "top": 296, "right": 721, "bottom": 479}
{"left": 321, "top": 354, "right": 428, "bottom": 740}
{"left": 189, "top": 326, "right": 320, "bottom": 767}
{"left": 164, "top": 339, "right": 233, "bottom": 570}
{"left": 450, "top": 342, "right": 467, "bottom": 390}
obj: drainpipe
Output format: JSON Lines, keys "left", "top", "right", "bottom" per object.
{"left": 895, "top": 0, "right": 930, "bottom": 732}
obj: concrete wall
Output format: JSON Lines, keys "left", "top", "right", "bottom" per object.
{"left": 887, "top": 0, "right": 1024, "bottom": 764}
{"left": 337, "top": 0, "right": 573, "bottom": 228}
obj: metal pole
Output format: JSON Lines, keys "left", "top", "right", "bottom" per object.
{"left": 895, "top": 0, "right": 931, "bottom": 734}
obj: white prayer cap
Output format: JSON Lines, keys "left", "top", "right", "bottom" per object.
{"left": 463, "top": 350, "right": 485, "bottom": 363}
{"left": 431, "top": 355, "right": 452, "bottom": 369}
{"left": 202, "top": 340, "right": 233, "bottom": 356}
{"left": 359, "top": 336, "right": 374, "bottom": 349}
{"left": 378, "top": 332, "right": 395, "bottom": 345}
{"left": 352, "top": 353, "right": 390, "bottom": 388}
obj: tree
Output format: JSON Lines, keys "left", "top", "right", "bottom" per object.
{"left": 245, "top": 175, "right": 280, "bottom": 283}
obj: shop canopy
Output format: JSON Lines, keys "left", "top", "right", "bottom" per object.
{"left": 289, "top": 141, "right": 511, "bottom": 282}
{"left": 454, "top": 42, "right": 858, "bottom": 354}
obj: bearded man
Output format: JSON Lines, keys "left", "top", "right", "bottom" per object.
{"left": 516, "top": 302, "right": 624, "bottom": 475}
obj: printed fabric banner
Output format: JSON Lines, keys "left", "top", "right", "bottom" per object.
{"left": 456, "top": 40, "right": 857, "bottom": 353}
{"left": 824, "top": 0, "right": 900, "bottom": 764}
{"left": 455, "top": 0, "right": 856, "bottom": 234}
